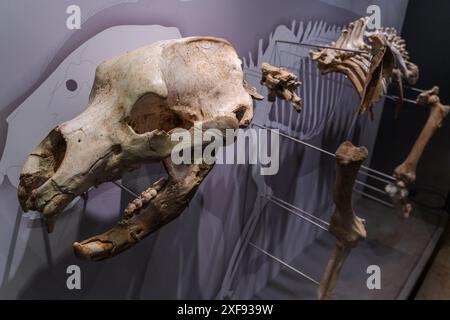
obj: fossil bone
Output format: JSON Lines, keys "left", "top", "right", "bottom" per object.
{"left": 377, "top": 28, "right": 418, "bottom": 86}
{"left": 18, "top": 37, "right": 255, "bottom": 258}
{"left": 260, "top": 62, "right": 302, "bottom": 112}
{"left": 385, "top": 180, "right": 412, "bottom": 218}
{"left": 369, "top": 27, "right": 419, "bottom": 118}
{"left": 74, "top": 159, "right": 213, "bottom": 260}
{"left": 394, "top": 86, "right": 450, "bottom": 185}
{"left": 318, "top": 141, "right": 368, "bottom": 300}
{"left": 310, "top": 17, "right": 417, "bottom": 118}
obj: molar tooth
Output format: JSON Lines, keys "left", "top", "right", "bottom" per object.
{"left": 126, "top": 203, "right": 136, "bottom": 214}
{"left": 149, "top": 189, "right": 157, "bottom": 197}
{"left": 134, "top": 198, "right": 143, "bottom": 208}
{"left": 141, "top": 191, "right": 152, "bottom": 202}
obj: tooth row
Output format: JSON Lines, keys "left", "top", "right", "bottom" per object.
{"left": 124, "top": 187, "right": 158, "bottom": 216}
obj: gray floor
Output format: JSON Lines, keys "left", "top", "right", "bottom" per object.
{"left": 252, "top": 196, "right": 447, "bottom": 300}
{"left": 416, "top": 223, "right": 450, "bottom": 300}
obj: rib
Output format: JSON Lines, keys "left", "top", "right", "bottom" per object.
{"left": 310, "top": 17, "right": 418, "bottom": 117}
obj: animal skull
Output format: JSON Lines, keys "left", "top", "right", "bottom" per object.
{"left": 18, "top": 37, "right": 257, "bottom": 258}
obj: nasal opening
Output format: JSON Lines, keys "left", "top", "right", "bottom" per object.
{"left": 18, "top": 128, "right": 67, "bottom": 210}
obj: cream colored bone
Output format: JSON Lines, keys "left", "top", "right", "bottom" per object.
{"left": 74, "top": 160, "right": 213, "bottom": 260}
{"left": 385, "top": 180, "right": 412, "bottom": 218}
{"left": 370, "top": 27, "right": 419, "bottom": 118}
{"left": 18, "top": 37, "right": 257, "bottom": 259}
{"left": 310, "top": 17, "right": 417, "bottom": 118}
{"left": 394, "top": 86, "right": 450, "bottom": 185}
{"left": 318, "top": 141, "right": 368, "bottom": 300}
{"left": 310, "top": 17, "right": 377, "bottom": 115}
{"left": 260, "top": 62, "right": 302, "bottom": 112}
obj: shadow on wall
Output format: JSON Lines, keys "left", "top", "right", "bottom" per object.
{"left": 0, "top": 0, "right": 409, "bottom": 300}
{"left": 0, "top": 182, "right": 155, "bottom": 299}
{"left": 0, "top": 161, "right": 257, "bottom": 299}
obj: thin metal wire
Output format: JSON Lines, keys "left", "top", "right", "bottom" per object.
{"left": 357, "top": 170, "right": 394, "bottom": 185}
{"left": 254, "top": 123, "right": 336, "bottom": 157}
{"left": 346, "top": 112, "right": 360, "bottom": 141}
{"left": 403, "top": 85, "right": 425, "bottom": 94}
{"left": 253, "top": 123, "right": 397, "bottom": 183}
{"left": 358, "top": 166, "right": 396, "bottom": 183}
{"left": 273, "top": 40, "right": 428, "bottom": 106}
{"left": 264, "top": 195, "right": 329, "bottom": 231}
{"left": 248, "top": 242, "right": 320, "bottom": 285}
{"left": 271, "top": 182, "right": 390, "bottom": 222}
{"left": 112, "top": 181, "right": 139, "bottom": 198}
{"left": 269, "top": 195, "right": 330, "bottom": 227}
{"left": 271, "top": 38, "right": 427, "bottom": 102}
{"left": 273, "top": 53, "right": 355, "bottom": 91}
{"left": 386, "top": 95, "right": 418, "bottom": 105}
{"left": 275, "top": 40, "right": 367, "bottom": 54}
{"left": 354, "top": 188, "right": 395, "bottom": 208}
{"left": 248, "top": 53, "right": 424, "bottom": 104}
{"left": 355, "top": 180, "right": 388, "bottom": 195}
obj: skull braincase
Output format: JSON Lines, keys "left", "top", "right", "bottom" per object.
{"left": 18, "top": 36, "right": 253, "bottom": 228}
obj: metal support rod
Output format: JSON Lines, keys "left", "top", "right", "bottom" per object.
{"left": 354, "top": 188, "right": 395, "bottom": 208}
{"left": 249, "top": 242, "right": 320, "bottom": 286}
{"left": 403, "top": 85, "right": 425, "bottom": 94}
{"left": 270, "top": 195, "right": 330, "bottom": 227}
{"left": 272, "top": 39, "right": 427, "bottom": 100}
{"left": 247, "top": 57, "right": 425, "bottom": 104}
{"left": 271, "top": 64, "right": 420, "bottom": 114}
{"left": 357, "top": 170, "right": 392, "bottom": 185}
{"left": 253, "top": 123, "right": 397, "bottom": 183}
{"left": 355, "top": 180, "right": 388, "bottom": 195}
{"left": 386, "top": 95, "right": 418, "bottom": 105}
{"left": 275, "top": 40, "right": 367, "bottom": 54}
{"left": 253, "top": 123, "right": 335, "bottom": 157}
{"left": 112, "top": 181, "right": 139, "bottom": 198}
{"left": 358, "top": 166, "right": 396, "bottom": 183}
{"left": 264, "top": 195, "right": 329, "bottom": 231}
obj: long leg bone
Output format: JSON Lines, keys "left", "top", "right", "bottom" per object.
{"left": 394, "top": 86, "right": 450, "bottom": 185}
{"left": 388, "top": 86, "right": 450, "bottom": 217}
{"left": 318, "top": 141, "right": 368, "bottom": 300}
{"left": 73, "top": 159, "right": 214, "bottom": 261}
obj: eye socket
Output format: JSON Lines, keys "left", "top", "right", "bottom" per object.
{"left": 66, "top": 79, "right": 78, "bottom": 92}
{"left": 233, "top": 106, "right": 247, "bottom": 123}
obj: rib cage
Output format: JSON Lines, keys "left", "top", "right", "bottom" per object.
{"left": 243, "top": 20, "right": 346, "bottom": 140}
{"left": 375, "top": 27, "right": 419, "bottom": 85}
{"left": 310, "top": 17, "right": 418, "bottom": 118}
{"left": 310, "top": 17, "right": 372, "bottom": 97}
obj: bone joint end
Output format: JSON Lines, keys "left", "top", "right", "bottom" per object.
{"left": 318, "top": 141, "right": 368, "bottom": 300}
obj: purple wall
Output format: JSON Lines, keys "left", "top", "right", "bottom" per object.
{"left": 0, "top": 0, "right": 409, "bottom": 299}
